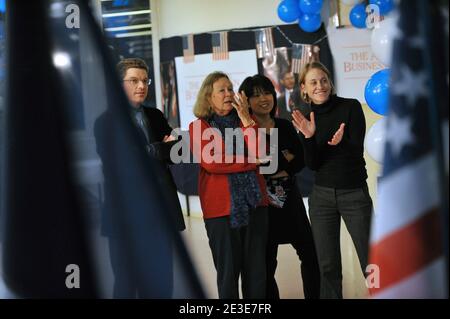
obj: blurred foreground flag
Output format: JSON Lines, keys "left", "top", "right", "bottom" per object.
{"left": 369, "top": 0, "right": 449, "bottom": 298}
{"left": 1, "top": 0, "right": 203, "bottom": 298}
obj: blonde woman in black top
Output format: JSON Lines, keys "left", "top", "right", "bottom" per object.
{"left": 292, "top": 62, "right": 373, "bottom": 299}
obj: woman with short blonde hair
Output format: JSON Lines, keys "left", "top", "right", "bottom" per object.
{"left": 293, "top": 62, "right": 372, "bottom": 299}
{"left": 189, "top": 71, "right": 269, "bottom": 299}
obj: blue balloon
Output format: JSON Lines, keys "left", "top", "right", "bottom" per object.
{"left": 369, "top": 0, "right": 394, "bottom": 16}
{"left": 278, "top": 0, "right": 301, "bottom": 23}
{"left": 299, "top": 0, "right": 323, "bottom": 15}
{"left": 365, "top": 69, "right": 391, "bottom": 115}
{"left": 299, "top": 13, "right": 322, "bottom": 33}
{"left": 350, "top": 3, "right": 367, "bottom": 28}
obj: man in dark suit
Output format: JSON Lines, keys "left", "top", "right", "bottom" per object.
{"left": 94, "top": 58, "right": 185, "bottom": 298}
{"left": 276, "top": 71, "right": 296, "bottom": 120}
{"left": 275, "top": 71, "right": 314, "bottom": 197}
{"left": 276, "top": 71, "right": 312, "bottom": 120}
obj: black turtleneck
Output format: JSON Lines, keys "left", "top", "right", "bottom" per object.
{"left": 299, "top": 95, "right": 368, "bottom": 189}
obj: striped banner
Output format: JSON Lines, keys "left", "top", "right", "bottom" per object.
{"left": 182, "top": 34, "right": 194, "bottom": 63}
{"left": 212, "top": 31, "right": 229, "bottom": 60}
{"left": 255, "top": 27, "right": 274, "bottom": 59}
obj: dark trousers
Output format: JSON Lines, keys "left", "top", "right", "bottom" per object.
{"left": 204, "top": 207, "right": 268, "bottom": 299}
{"left": 266, "top": 240, "right": 320, "bottom": 299}
{"left": 308, "top": 184, "right": 372, "bottom": 299}
{"left": 266, "top": 186, "right": 320, "bottom": 299}
{"left": 108, "top": 236, "right": 173, "bottom": 298}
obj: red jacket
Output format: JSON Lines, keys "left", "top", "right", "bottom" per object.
{"left": 189, "top": 118, "right": 268, "bottom": 219}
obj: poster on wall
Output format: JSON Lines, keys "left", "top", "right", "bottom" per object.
{"left": 175, "top": 49, "right": 258, "bottom": 130}
{"left": 263, "top": 47, "right": 298, "bottom": 120}
{"left": 262, "top": 47, "right": 315, "bottom": 196}
{"left": 262, "top": 46, "right": 319, "bottom": 120}
{"left": 160, "top": 61, "right": 179, "bottom": 128}
{"left": 327, "top": 26, "right": 386, "bottom": 103}
{"left": 262, "top": 47, "right": 291, "bottom": 94}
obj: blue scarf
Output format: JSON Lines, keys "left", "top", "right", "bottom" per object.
{"left": 208, "top": 111, "right": 262, "bottom": 228}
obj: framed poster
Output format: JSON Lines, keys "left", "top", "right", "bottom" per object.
{"left": 160, "top": 61, "right": 180, "bottom": 128}
{"left": 175, "top": 49, "right": 258, "bottom": 130}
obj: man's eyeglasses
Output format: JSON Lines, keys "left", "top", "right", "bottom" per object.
{"left": 123, "top": 78, "right": 152, "bottom": 86}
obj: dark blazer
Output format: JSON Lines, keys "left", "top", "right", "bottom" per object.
{"left": 276, "top": 89, "right": 312, "bottom": 121}
{"left": 276, "top": 94, "right": 291, "bottom": 121}
{"left": 142, "top": 107, "right": 173, "bottom": 145}
{"left": 276, "top": 91, "right": 314, "bottom": 196}
{"left": 94, "top": 106, "right": 186, "bottom": 235}
{"left": 142, "top": 107, "right": 186, "bottom": 231}
{"left": 265, "top": 118, "right": 307, "bottom": 243}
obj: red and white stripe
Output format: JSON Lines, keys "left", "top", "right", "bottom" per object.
{"left": 183, "top": 34, "right": 195, "bottom": 63}
{"left": 255, "top": 28, "right": 274, "bottom": 59}
{"left": 264, "top": 28, "right": 274, "bottom": 57}
{"left": 369, "top": 154, "right": 447, "bottom": 298}
{"left": 212, "top": 32, "right": 229, "bottom": 61}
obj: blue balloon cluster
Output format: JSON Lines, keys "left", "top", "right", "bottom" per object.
{"left": 299, "top": 0, "right": 323, "bottom": 14}
{"left": 349, "top": 3, "right": 367, "bottom": 29}
{"left": 350, "top": 0, "right": 395, "bottom": 29}
{"left": 278, "top": 0, "right": 300, "bottom": 23}
{"left": 369, "top": 0, "right": 394, "bottom": 16}
{"left": 277, "top": 0, "right": 323, "bottom": 33}
{"left": 299, "top": 12, "right": 322, "bottom": 33}
{"left": 364, "top": 69, "right": 391, "bottom": 115}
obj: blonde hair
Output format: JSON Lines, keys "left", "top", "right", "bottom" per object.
{"left": 193, "top": 71, "right": 230, "bottom": 119}
{"left": 299, "top": 62, "right": 335, "bottom": 103}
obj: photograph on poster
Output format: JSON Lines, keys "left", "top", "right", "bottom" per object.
{"left": 160, "top": 61, "right": 180, "bottom": 128}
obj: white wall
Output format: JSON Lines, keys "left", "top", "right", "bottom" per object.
{"left": 154, "top": 0, "right": 285, "bottom": 39}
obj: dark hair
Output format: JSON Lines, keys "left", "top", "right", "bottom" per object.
{"left": 238, "top": 74, "right": 278, "bottom": 118}
{"left": 116, "top": 58, "right": 149, "bottom": 79}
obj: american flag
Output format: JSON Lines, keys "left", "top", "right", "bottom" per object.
{"left": 291, "top": 44, "right": 320, "bottom": 74}
{"left": 212, "top": 31, "right": 229, "bottom": 60}
{"left": 255, "top": 27, "right": 274, "bottom": 59}
{"left": 182, "top": 34, "right": 194, "bottom": 63}
{"left": 369, "top": 0, "right": 448, "bottom": 299}
{"left": 1, "top": 0, "right": 205, "bottom": 298}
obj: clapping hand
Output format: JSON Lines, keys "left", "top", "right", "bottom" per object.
{"left": 256, "top": 156, "right": 272, "bottom": 166}
{"left": 292, "top": 110, "right": 316, "bottom": 138}
{"left": 328, "top": 123, "right": 345, "bottom": 146}
{"left": 281, "top": 150, "right": 295, "bottom": 162}
{"left": 163, "top": 134, "right": 176, "bottom": 143}
{"left": 233, "top": 91, "right": 254, "bottom": 127}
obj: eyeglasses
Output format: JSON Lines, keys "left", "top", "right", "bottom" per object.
{"left": 123, "top": 78, "right": 152, "bottom": 86}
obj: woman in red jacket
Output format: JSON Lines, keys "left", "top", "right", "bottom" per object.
{"left": 189, "top": 71, "right": 269, "bottom": 299}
